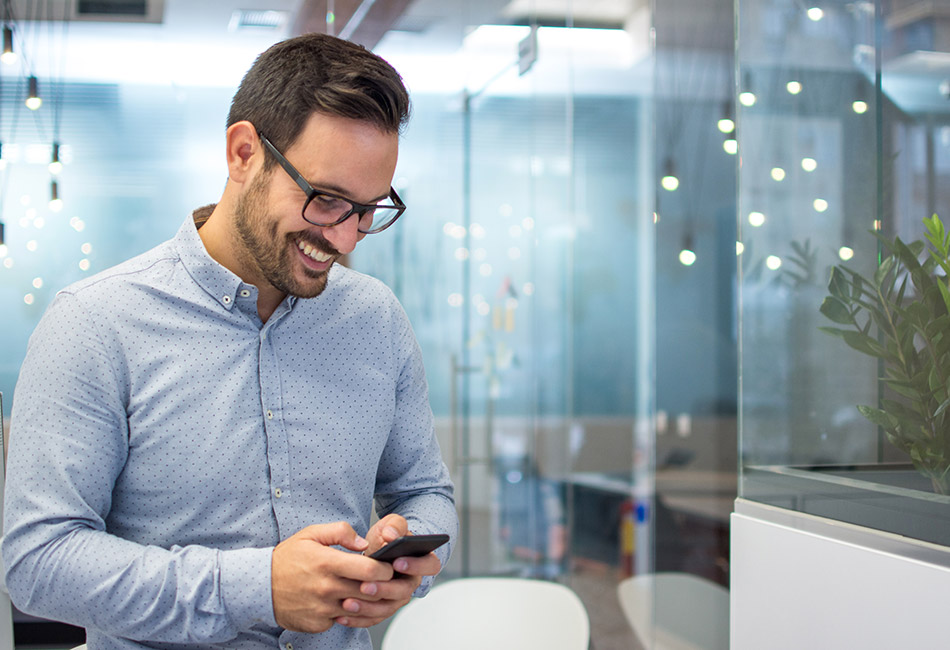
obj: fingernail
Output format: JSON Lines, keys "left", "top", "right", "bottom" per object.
{"left": 394, "top": 559, "right": 408, "bottom": 572}
{"left": 338, "top": 618, "right": 349, "bottom": 626}
{"left": 344, "top": 600, "right": 361, "bottom": 613}
{"left": 362, "top": 582, "right": 378, "bottom": 596}
{"left": 355, "top": 535, "right": 368, "bottom": 548}
{"left": 384, "top": 526, "right": 399, "bottom": 539}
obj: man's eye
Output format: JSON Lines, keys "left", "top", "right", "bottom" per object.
{"left": 314, "top": 194, "right": 348, "bottom": 211}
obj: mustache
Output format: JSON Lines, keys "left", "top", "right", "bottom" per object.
{"left": 294, "top": 231, "right": 340, "bottom": 257}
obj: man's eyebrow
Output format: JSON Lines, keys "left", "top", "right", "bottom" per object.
{"left": 311, "top": 181, "right": 390, "bottom": 205}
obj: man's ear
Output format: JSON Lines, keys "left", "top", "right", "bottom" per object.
{"left": 225, "top": 121, "right": 261, "bottom": 184}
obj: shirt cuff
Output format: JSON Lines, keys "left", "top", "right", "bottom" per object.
{"left": 219, "top": 547, "right": 277, "bottom": 630}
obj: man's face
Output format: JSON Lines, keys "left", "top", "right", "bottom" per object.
{"left": 233, "top": 112, "right": 399, "bottom": 299}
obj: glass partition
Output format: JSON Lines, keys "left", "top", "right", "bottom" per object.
{"left": 370, "top": 3, "right": 654, "bottom": 648}
{"left": 738, "top": 0, "right": 950, "bottom": 546}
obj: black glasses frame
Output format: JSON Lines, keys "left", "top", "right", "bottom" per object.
{"left": 258, "top": 132, "right": 406, "bottom": 234}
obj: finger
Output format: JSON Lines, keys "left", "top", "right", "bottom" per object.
{"left": 376, "top": 514, "right": 409, "bottom": 542}
{"left": 366, "top": 515, "right": 409, "bottom": 551}
{"left": 339, "top": 595, "right": 409, "bottom": 621}
{"left": 390, "top": 552, "right": 442, "bottom": 577}
{"left": 298, "top": 521, "right": 369, "bottom": 553}
{"left": 336, "top": 615, "right": 388, "bottom": 629}
{"left": 364, "top": 574, "right": 422, "bottom": 603}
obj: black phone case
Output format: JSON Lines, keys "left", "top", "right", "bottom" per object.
{"left": 368, "top": 534, "right": 449, "bottom": 562}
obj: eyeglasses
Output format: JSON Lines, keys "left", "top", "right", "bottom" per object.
{"left": 258, "top": 132, "right": 406, "bottom": 234}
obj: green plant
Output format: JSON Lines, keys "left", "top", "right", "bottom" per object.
{"left": 820, "top": 214, "right": 950, "bottom": 495}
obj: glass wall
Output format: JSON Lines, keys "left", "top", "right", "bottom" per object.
{"left": 738, "top": 0, "right": 950, "bottom": 546}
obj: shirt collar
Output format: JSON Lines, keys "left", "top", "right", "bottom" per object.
{"left": 174, "top": 207, "right": 247, "bottom": 312}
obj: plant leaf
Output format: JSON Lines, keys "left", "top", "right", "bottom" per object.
{"left": 857, "top": 404, "right": 897, "bottom": 429}
{"left": 819, "top": 297, "right": 853, "bottom": 325}
{"left": 828, "top": 266, "right": 851, "bottom": 301}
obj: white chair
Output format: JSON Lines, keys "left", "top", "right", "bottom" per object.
{"left": 617, "top": 572, "right": 729, "bottom": 650}
{"left": 382, "top": 577, "right": 589, "bottom": 650}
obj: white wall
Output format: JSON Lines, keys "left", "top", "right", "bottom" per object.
{"left": 731, "top": 499, "right": 950, "bottom": 649}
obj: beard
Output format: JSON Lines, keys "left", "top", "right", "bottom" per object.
{"left": 233, "top": 170, "right": 337, "bottom": 299}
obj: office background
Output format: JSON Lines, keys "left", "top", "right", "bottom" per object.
{"left": 3, "top": 0, "right": 949, "bottom": 648}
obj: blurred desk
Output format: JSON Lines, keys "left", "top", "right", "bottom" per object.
{"left": 565, "top": 469, "right": 736, "bottom": 582}
{"left": 568, "top": 469, "right": 736, "bottom": 523}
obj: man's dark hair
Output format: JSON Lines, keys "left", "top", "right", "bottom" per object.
{"left": 227, "top": 32, "right": 410, "bottom": 168}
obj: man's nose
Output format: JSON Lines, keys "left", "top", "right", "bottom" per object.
{"left": 320, "top": 213, "right": 364, "bottom": 255}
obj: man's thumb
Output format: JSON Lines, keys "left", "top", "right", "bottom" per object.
{"left": 298, "top": 521, "right": 369, "bottom": 552}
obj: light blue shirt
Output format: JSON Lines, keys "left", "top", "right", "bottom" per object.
{"left": 2, "top": 214, "right": 457, "bottom": 650}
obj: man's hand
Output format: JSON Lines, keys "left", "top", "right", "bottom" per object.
{"left": 271, "top": 522, "right": 395, "bottom": 633}
{"left": 334, "top": 515, "right": 443, "bottom": 629}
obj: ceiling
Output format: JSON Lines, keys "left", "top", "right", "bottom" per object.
{"left": 0, "top": 0, "right": 659, "bottom": 89}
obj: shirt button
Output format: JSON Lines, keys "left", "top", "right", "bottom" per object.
{"left": 286, "top": 643, "right": 293, "bottom": 650}
{"left": 222, "top": 295, "right": 232, "bottom": 305}
{"left": 240, "top": 289, "right": 251, "bottom": 297}
{"left": 266, "top": 410, "right": 274, "bottom": 419}
{"left": 275, "top": 488, "right": 283, "bottom": 498}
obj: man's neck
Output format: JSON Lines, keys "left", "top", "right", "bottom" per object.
{"left": 195, "top": 203, "right": 287, "bottom": 323}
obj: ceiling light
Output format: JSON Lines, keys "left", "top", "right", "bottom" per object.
{"left": 661, "top": 157, "right": 679, "bottom": 191}
{"left": 26, "top": 76, "right": 41, "bottom": 110}
{"left": 679, "top": 233, "right": 696, "bottom": 266}
{"left": 49, "top": 180, "right": 62, "bottom": 212}
{"left": 49, "top": 143, "right": 62, "bottom": 175}
{"left": 718, "top": 100, "right": 735, "bottom": 133}
{"left": 1, "top": 25, "right": 15, "bottom": 65}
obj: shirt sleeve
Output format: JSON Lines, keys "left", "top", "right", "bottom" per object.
{"left": 1, "top": 292, "right": 277, "bottom": 644}
{"left": 373, "top": 301, "right": 458, "bottom": 595}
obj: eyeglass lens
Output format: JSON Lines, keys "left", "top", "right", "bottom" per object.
{"left": 303, "top": 193, "right": 401, "bottom": 232}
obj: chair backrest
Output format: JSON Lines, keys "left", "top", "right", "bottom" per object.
{"left": 617, "top": 572, "right": 729, "bottom": 650}
{"left": 382, "top": 577, "right": 589, "bottom": 650}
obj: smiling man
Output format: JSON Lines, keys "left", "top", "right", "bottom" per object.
{"left": 2, "top": 33, "right": 456, "bottom": 650}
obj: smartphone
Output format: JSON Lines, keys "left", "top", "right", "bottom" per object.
{"left": 368, "top": 534, "right": 449, "bottom": 563}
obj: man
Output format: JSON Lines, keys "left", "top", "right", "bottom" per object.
{"left": 1, "top": 33, "right": 457, "bottom": 650}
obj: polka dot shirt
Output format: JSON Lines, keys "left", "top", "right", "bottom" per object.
{"left": 2, "top": 215, "right": 457, "bottom": 650}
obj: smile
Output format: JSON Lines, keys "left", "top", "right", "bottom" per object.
{"left": 297, "top": 239, "right": 333, "bottom": 263}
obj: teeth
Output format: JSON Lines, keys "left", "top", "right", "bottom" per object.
{"left": 297, "top": 240, "right": 332, "bottom": 263}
